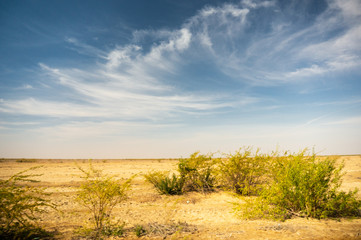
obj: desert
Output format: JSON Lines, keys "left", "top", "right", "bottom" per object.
{"left": 1, "top": 155, "right": 361, "bottom": 239}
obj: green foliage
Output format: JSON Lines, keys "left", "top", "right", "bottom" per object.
{"left": 146, "top": 221, "right": 197, "bottom": 238}
{"left": 75, "top": 163, "right": 132, "bottom": 237}
{"left": 178, "top": 152, "right": 217, "bottom": 193}
{"left": 0, "top": 166, "right": 55, "bottom": 239}
{"left": 15, "top": 159, "right": 38, "bottom": 163}
{"left": 101, "top": 222, "right": 125, "bottom": 237}
{"left": 238, "top": 150, "right": 361, "bottom": 220}
{"left": 145, "top": 171, "right": 184, "bottom": 195}
{"left": 134, "top": 224, "right": 146, "bottom": 237}
{"left": 218, "top": 147, "right": 270, "bottom": 195}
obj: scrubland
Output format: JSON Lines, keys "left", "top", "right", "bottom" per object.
{"left": 1, "top": 152, "right": 361, "bottom": 239}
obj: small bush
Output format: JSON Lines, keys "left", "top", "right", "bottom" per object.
{"left": 238, "top": 150, "right": 361, "bottom": 220}
{"left": 101, "top": 222, "right": 125, "bottom": 237}
{"left": 218, "top": 147, "right": 270, "bottom": 195}
{"left": 15, "top": 159, "right": 38, "bottom": 163}
{"left": 146, "top": 221, "right": 197, "bottom": 238}
{"left": 145, "top": 171, "right": 184, "bottom": 195}
{"left": 134, "top": 224, "right": 146, "bottom": 237}
{"left": 178, "top": 152, "right": 217, "bottom": 193}
{"left": 0, "top": 167, "right": 55, "bottom": 239}
{"left": 76, "top": 163, "right": 132, "bottom": 237}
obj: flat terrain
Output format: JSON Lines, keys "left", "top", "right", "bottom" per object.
{"left": 1, "top": 155, "right": 361, "bottom": 239}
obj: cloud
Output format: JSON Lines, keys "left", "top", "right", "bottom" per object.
{"left": 323, "top": 116, "right": 361, "bottom": 126}
{"left": 17, "top": 84, "right": 34, "bottom": 90}
{"left": 194, "top": 0, "right": 361, "bottom": 83}
{"left": 285, "top": 64, "right": 327, "bottom": 78}
{"left": 332, "top": 0, "right": 361, "bottom": 18}
{"left": 2, "top": 52, "right": 246, "bottom": 121}
{"left": 0, "top": 98, "right": 106, "bottom": 117}
{"left": 3, "top": 0, "right": 359, "bottom": 122}
{"left": 105, "top": 45, "right": 142, "bottom": 69}
{"left": 65, "top": 37, "right": 107, "bottom": 58}
{"left": 241, "top": 0, "right": 275, "bottom": 9}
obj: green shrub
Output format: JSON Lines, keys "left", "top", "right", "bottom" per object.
{"left": 134, "top": 224, "right": 146, "bottom": 237}
{"left": 238, "top": 150, "right": 361, "bottom": 220}
{"left": 15, "top": 159, "right": 38, "bottom": 163}
{"left": 75, "top": 163, "right": 132, "bottom": 237}
{"left": 101, "top": 222, "right": 125, "bottom": 237}
{"left": 0, "top": 167, "right": 55, "bottom": 239}
{"left": 178, "top": 152, "right": 217, "bottom": 193}
{"left": 218, "top": 147, "right": 270, "bottom": 195}
{"left": 145, "top": 171, "right": 184, "bottom": 195}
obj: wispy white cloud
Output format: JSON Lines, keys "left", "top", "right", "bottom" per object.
{"left": 0, "top": 98, "right": 106, "bottom": 117}
{"left": 323, "top": 116, "right": 361, "bottom": 125}
{"left": 3, "top": 0, "right": 359, "bottom": 119}
{"left": 2, "top": 51, "right": 246, "bottom": 120}
{"left": 313, "top": 98, "right": 361, "bottom": 106}
{"left": 241, "top": 0, "right": 275, "bottom": 9}
{"left": 285, "top": 64, "right": 328, "bottom": 78}
{"left": 65, "top": 37, "right": 107, "bottom": 58}
{"left": 105, "top": 45, "right": 142, "bottom": 70}
{"left": 16, "top": 84, "right": 34, "bottom": 90}
{"left": 332, "top": 0, "right": 361, "bottom": 19}
{"left": 196, "top": 0, "right": 361, "bottom": 83}
{"left": 29, "top": 120, "right": 182, "bottom": 139}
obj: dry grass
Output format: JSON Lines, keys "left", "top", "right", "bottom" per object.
{"left": 0, "top": 156, "right": 361, "bottom": 239}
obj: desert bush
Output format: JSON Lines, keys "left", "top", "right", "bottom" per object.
{"left": 76, "top": 222, "right": 125, "bottom": 239}
{"left": 238, "top": 150, "right": 361, "bottom": 220}
{"left": 75, "top": 163, "right": 132, "bottom": 237}
{"left": 101, "top": 222, "right": 125, "bottom": 237}
{"left": 134, "top": 224, "right": 146, "bottom": 237}
{"left": 178, "top": 152, "right": 217, "bottom": 193}
{"left": 15, "top": 159, "right": 38, "bottom": 163}
{"left": 146, "top": 221, "right": 197, "bottom": 238}
{"left": 218, "top": 147, "right": 270, "bottom": 195}
{"left": 145, "top": 171, "right": 184, "bottom": 195}
{"left": 0, "top": 166, "right": 55, "bottom": 239}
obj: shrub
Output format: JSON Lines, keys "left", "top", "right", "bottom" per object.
{"left": 0, "top": 167, "right": 55, "bottom": 239}
{"left": 238, "top": 150, "right": 361, "bottom": 220}
{"left": 134, "top": 224, "right": 146, "bottom": 237}
{"left": 178, "top": 152, "right": 217, "bottom": 193}
{"left": 218, "top": 147, "right": 270, "bottom": 195}
{"left": 146, "top": 221, "right": 197, "bottom": 238}
{"left": 75, "top": 163, "right": 132, "bottom": 237}
{"left": 145, "top": 171, "right": 184, "bottom": 195}
{"left": 15, "top": 159, "right": 38, "bottom": 163}
{"left": 101, "top": 222, "right": 125, "bottom": 237}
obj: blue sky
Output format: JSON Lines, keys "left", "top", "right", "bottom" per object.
{"left": 0, "top": 0, "right": 360, "bottom": 158}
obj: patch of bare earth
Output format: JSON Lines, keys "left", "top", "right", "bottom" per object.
{"left": 1, "top": 156, "right": 361, "bottom": 239}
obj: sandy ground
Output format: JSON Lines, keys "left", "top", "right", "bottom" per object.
{"left": 1, "top": 155, "right": 361, "bottom": 239}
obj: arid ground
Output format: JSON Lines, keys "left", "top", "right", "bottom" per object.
{"left": 1, "top": 155, "right": 361, "bottom": 239}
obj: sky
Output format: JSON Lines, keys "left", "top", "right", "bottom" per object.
{"left": 0, "top": 0, "right": 360, "bottom": 158}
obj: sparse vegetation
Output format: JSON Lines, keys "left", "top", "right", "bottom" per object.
{"left": 0, "top": 166, "right": 55, "bottom": 239}
{"left": 238, "top": 150, "right": 361, "bottom": 220}
{"left": 134, "top": 224, "right": 146, "bottom": 237}
{"left": 0, "top": 148, "right": 360, "bottom": 239}
{"left": 145, "top": 148, "right": 361, "bottom": 221}
{"left": 101, "top": 222, "right": 125, "bottom": 237}
{"left": 145, "top": 152, "right": 217, "bottom": 194}
{"left": 178, "top": 152, "right": 217, "bottom": 193}
{"left": 15, "top": 159, "right": 38, "bottom": 163}
{"left": 75, "top": 162, "right": 132, "bottom": 238}
{"left": 145, "top": 221, "right": 197, "bottom": 238}
{"left": 217, "top": 147, "right": 270, "bottom": 195}
{"left": 145, "top": 171, "right": 184, "bottom": 195}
